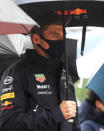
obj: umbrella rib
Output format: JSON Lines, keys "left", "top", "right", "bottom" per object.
{"left": 0, "top": 44, "right": 17, "bottom": 56}
{"left": 21, "top": 24, "right": 30, "bottom": 34}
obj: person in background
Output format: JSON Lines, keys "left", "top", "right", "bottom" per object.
{"left": 79, "top": 90, "right": 104, "bottom": 131}
{"left": 79, "top": 64, "right": 104, "bottom": 131}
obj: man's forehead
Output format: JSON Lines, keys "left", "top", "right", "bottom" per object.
{"left": 44, "top": 24, "right": 63, "bottom": 31}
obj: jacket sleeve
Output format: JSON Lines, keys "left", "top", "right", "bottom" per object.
{"left": 72, "top": 105, "right": 81, "bottom": 131}
{"left": 0, "top": 65, "right": 64, "bottom": 131}
{"left": 71, "top": 86, "right": 81, "bottom": 131}
{"left": 81, "top": 121, "right": 94, "bottom": 131}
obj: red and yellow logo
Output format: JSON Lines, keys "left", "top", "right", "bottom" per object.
{"left": 54, "top": 8, "right": 87, "bottom": 16}
{"left": 34, "top": 74, "right": 46, "bottom": 83}
{"left": 0, "top": 105, "right": 14, "bottom": 111}
{"left": 1, "top": 101, "right": 12, "bottom": 106}
{"left": 0, "top": 92, "right": 15, "bottom": 101}
{"left": 70, "top": 8, "right": 87, "bottom": 15}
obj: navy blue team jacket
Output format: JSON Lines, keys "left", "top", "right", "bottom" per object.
{"left": 0, "top": 49, "right": 80, "bottom": 131}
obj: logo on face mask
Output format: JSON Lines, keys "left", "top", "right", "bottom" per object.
{"left": 34, "top": 74, "right": 46, "bottom": 83}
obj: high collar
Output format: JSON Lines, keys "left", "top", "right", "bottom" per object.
{"left": 24, "top": 49, "right": 63, "bottom": 71}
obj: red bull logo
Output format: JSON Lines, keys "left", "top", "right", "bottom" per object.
{"left": 54, "top": 8, "right": 87, "bottom": 16}
{"left": 70, "top": 8, "right": 87, "bottom": 15}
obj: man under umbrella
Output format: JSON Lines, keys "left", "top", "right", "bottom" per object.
{"left": 0, "top": 15, "right": 80, "bottom": 131}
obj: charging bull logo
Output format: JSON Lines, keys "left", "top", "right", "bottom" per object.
{"left": 70, "top": 8, "right": 87, "bottom": 15}
{"left": 54, "top": 8, "right": 87, "bottom": 16}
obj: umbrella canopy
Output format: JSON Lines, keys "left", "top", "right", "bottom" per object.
{"left": 14, "top": 0, "right": 104, "bottom": 27}
{"left": 0, "top": 34, "right": 34, "bottom": 79}
{"left": 0, "top": 0, "right": 38, "bottom": 35}
{"left": 15, "top": 0, "right": 104, "bottom": 56}
{"left": 72, "top": 27, "right": 104, "bottom": 78}
{"left": 0, "top": 34, "right": 34, "bottom": 56}
{"left": 87, "top": 64, "right": 104, "bottom": 104}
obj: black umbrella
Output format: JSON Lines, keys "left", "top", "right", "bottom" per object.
{"left": 18, "top": 0, "right": 104, "bottom": 27}
{"left": 18, "top": 0, "right": 104, "bottom": 53}
{"left": 17, "top": 0, "right": 104, "bottom": 54}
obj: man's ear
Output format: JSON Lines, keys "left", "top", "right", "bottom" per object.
{"left": 32, "top": 34, "right": 40, "bottom": 45}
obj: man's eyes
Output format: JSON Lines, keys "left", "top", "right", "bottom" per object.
{"left": 52, "top": 34, "right": 59, "bottom": 38}
{"left": 50, "top": 33, "right": 61, "bottom": 39}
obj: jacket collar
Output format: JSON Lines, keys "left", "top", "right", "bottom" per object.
{"left": 25, "top": 49, "right": 63, "bottom": 72}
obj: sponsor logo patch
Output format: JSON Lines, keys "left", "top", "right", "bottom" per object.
{"left": 4, "top": 76, "right": 13, "bottom": 85}
{"left": 1, "top": 101, "right": 12, "bottom": 106}
{"left": 2, "top": 85, "right": 13, "bottom": 93}
{"left": 34, "top": 74, "right": 46, "bottom": 83}
{"left": 0, "top": 92, "right": 15, "bottom": 101}
{"left": 37, "top": 85, "right": 50, "bottom": 89}
{"left": 0, "top": 105, "right": 14, "bottom": 111}
{"left": 38, "top": 91, "right": 52, "bottom": 95}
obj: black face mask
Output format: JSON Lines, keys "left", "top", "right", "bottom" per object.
{"left": 38, "top": 35, "right": 65, "bottom": 58}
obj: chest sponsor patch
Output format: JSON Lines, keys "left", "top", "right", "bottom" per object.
{"left": 0, "top": 105, "right": 14, "bottom": 111}
{"left": 1, "top": 101, "right": 12, "bottom": 106}
{"left": 2, "top": 85, "right": 13, "bottom": 93}
{"left": 4, "top": 76, "right": 13, "bottom": 85}
{"left": 37, "top": 85, "right": 50, "bottom": 89}
{"left": 34, "top": 74, "right": 46, "bottom": 83}
{"left": 0, "top": 92, "right": 15, "bottom": 101}
{"left": 38, "top": 91, "right": 52, "bottom": 95}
